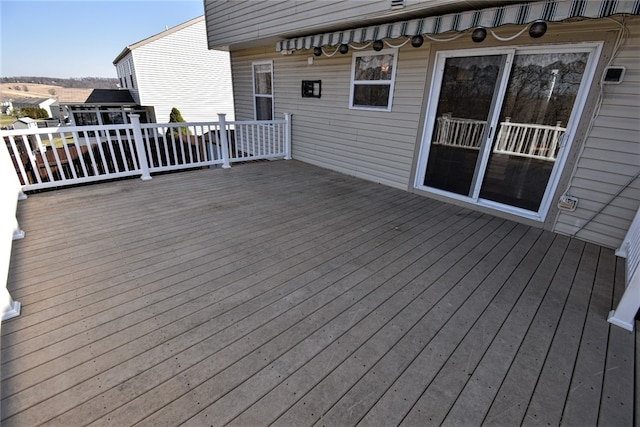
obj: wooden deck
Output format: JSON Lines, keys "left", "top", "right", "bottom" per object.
{"left": 1, "top": 160, "right": 637, "bottom": 426}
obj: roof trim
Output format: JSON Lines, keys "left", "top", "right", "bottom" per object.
{"left": 113, "top": 15, "right": 204, "bottom": 64}
{"left": 276, "top": 0, "right": 640, "bottom": 51}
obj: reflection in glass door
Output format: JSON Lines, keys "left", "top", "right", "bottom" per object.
{"left": 479, "top": 52, "right": 589, "bottom": 211}
{"left": 424, "top": 55, "right": 504, "bottom": 196}
{"left": 418, "top": 45, "right": 597, "bottom": 217}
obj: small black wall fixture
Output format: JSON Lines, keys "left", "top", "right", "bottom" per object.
{"left": 313, "top": 47, "right": 322, "bottom": 56}
{"left": 410, "top": 35, "right": 424, "bottom": 48}
{"left": 339, "top": 44, "right": 349, "bottom": 54}
{"left": 373, "top": 40, "right": 384, "bottom": 51}
{"left": 302, "top": 80, "right": 321, "bottom": 98}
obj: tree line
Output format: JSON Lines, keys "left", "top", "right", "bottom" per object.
{"left": 1, "top": 76, "right": 118, "bottom": 89}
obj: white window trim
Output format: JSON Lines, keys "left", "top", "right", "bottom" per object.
{"left": 252, "top": 60, "right": 274, "bottom": 121}
{"left": 349, "top": 48, "right": 399, "bottom": 112}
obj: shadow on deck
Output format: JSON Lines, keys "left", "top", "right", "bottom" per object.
{"left": 1, "top": 160, "right": 637, "bottom": 426}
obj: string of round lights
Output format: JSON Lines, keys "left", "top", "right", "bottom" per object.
{"left": 310, "top": 20, "right": 547, "bottom": 57}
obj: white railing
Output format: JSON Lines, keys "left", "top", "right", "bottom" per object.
{"left": 1, "top": 113, "right": 292, "bottom": 192}
{"left": 608, "top": 206, "right": 640, "bottom": 331}
{"left": 433, "top": 114, "right": 486, "bottom": 149}
{"left": 0, "top": 128, "right": 23, "bottom": 322}
{"left": 433, "top": 115, "right": 565, "bottom": 161}
{"left": 232, "top": 120, "right": 289, "bottom": 161}
{"left": 493, "top": 118, "right": 565, "bottom": 161}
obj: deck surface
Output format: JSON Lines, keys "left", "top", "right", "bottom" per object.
{"left": 1, "top": 160, "right": 637, "bottom": 426}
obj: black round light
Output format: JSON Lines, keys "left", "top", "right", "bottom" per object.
{"left": 529, "top": 21, "right": 547, "bottom": 38}
{"left": 410, "top": 35, "right": 424, "bottom": 48}
{"left": 339, "top": 44, "right": 349, "bottom": 54}
{"left": 471, "top": 27, "right": 487, "bottom": 43}
{"left": 313, "top": 46, "right": 322, "bottom": 56}
{"left": 373, "top": 40, "right": 384, "bottom": 51}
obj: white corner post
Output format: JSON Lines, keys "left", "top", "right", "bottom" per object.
{"left": 1, "top": 288, "right": 21, "bottom": 321}
{"left": 12, "top": 216, "right": 24, "bottom": 240}
{"left": 129, "top": 114, "right": 152, "bottom": 181}
{"left": 284, "top": 113, "right": 292, "bottom": 160}
{"left": 608, "top": 207, "right": 640, "bottom": 331}
{"left": 608, "top": 272, "right": 640, "bottom": 331}
{"left": 218, "top": 113, "right": 231, "bottom": 169}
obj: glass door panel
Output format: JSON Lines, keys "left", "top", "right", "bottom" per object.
{"left": 424, "top": 55, "right": 504, "bottom": 196}
{"left": 479, "top": 52, "right": 589, "bottom": 211}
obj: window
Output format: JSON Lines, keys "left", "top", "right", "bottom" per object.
{"left": 349, "top": 48, "right": 398, "bottom": 111}
{"left": 252, "top": 61, "right": 273, "bottom": 120}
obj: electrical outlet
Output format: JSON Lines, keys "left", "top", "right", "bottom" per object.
{"left": 558, "top": 195, "right": 578, "bottom": 211}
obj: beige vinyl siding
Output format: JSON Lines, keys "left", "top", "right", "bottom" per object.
{"left": 127, "top": 19, "right": 234, "bottom": 124}
{"left": 231, "top": 45, "right": 429, "bottom": 190}
{"left": 553, "top": 17, "right": 640, "bottom": 249}
{"left": 205, "top": 0, "right": 512, "bottom": 50}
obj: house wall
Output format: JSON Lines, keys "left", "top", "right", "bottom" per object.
{"left": 130, "top": 19, "right": 234, "bottom": 124}
{"left": 205, "top": 0, "right": 516, "bottom": 50}
{"left": 115, "top": 54, "right": 140, "bottom": 104}
{"left": 552, "top": 16, "right": 640, "bottom": 249}
{"left": 228, "top": 17, "right": 639, "bottom": 249}
{"left": 231, "top": 44, "right": 427, "bottom": 189}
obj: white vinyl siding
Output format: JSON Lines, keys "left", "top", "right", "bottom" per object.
{"left": 116, "top": 55, "right": 139, "bottom": 103}
{"left": 117, "top": 18, "right": 234, "bottom": 124}
{"left": 553, "top": 18, "right": 640, "bottom": 248}
{"left": 230, "top": 45, "right": 428, "bottom": 190}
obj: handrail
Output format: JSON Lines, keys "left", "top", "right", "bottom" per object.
{"left": 1, "top": 114, "right": 292, "bottom": 192}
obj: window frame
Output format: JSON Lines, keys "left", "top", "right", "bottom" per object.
{"left": 252, "top": 60, "right": 274, "bottom": 121}
{"left": 349, "top": 48, "right": 399, "bottom": 112}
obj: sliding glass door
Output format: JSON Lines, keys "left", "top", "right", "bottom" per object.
{"left": 424, "top": 54, "right": 506, "bottom": 196}
{"left": 416, "top": 44, "right": 600, "bottom": 219}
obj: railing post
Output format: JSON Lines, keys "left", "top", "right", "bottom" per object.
{"left": 1, "top": 138, "right": 22, "bottom": 320}
{"left": 12, "top": 216, "right": 24, "bottom": 240}
{"left": 129, "top": 114, "right": 152, "bottom": 181}
{"left": 218, "top": 113, "right": 231, "bottom": 169}
{"left": 1, "top": 287, "right": 21, "bottom": 321}
{"left": 609, "top": 206, "right": 640, "bottom": 331}
{"left": 284, "top": 113, "right": 292, "bottom": 160}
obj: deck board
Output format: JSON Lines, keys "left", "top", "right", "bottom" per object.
{"left": 1, "top": 160, "right": 637, "bottom": 426}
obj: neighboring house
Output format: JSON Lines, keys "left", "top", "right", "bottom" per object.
{"left": 205, "top": 0, "right": 640, "bottom": 250}
{"left": 53, "top": 88, "right": 150, "bottom": 126}
{"left": 113, "top": 15, "right": 234, "bottom": 124}
{"left": 11, "top": 117, "right": 38, "bottom": 130}
{"left": 0, "top": 96, "right": 56, "bottom": 118}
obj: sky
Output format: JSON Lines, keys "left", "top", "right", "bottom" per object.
{"left": 0, "top": 0, "right": 205, "bottom": 78}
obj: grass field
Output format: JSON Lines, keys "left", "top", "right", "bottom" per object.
{"left": 1, "top": 114, "right": 16, "bottom": 127}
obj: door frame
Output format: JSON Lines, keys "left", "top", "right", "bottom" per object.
{"left": 414, "top": 42, "right": 603, "bottom": 222}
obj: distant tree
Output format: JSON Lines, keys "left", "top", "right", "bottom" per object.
{"left": 48, "top": 88, "right": 57, "bottom": 95}
{"left": 166, "top": 107, "right": 192, "bottom": 138}
{"left": 1, "top": 76, "right": 119, "bottom": 89}
{"left": 22, "top": 85, "right": 28, "bottom": 92}
{"left": 15, "top": 107, "right": 49, "bottom": 119}
{"left": 13, "top": 85, "right": 21, "bottom": 91}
